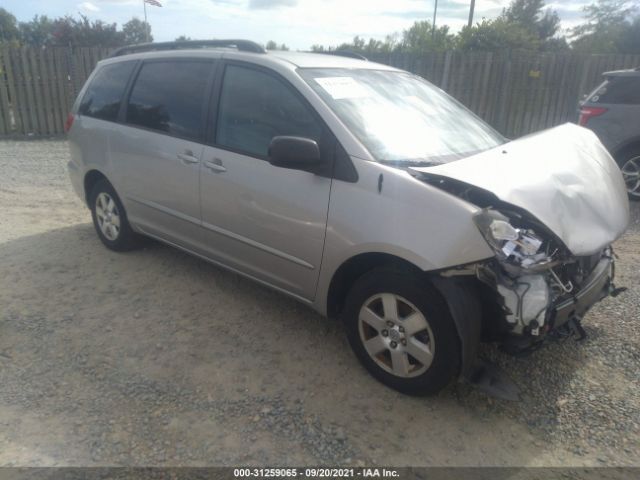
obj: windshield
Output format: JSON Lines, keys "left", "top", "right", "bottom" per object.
{"left": 299, "top": 68, "right": 505, "bottom": 164}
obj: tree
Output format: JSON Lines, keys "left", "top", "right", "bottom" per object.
{"left": 18, "top": 15, "right": 54, "bottom": 46}
{"left": 265, "top": 40, "right": 288, "bottom": 50}
{"left": 64, "top": 15, "right": 123, "bottom": 47}
{"left": 401, "top": 21, "right": 455, "bottom": 52}
{"left": 502, "top": 0, "right": 561, "bottom": 41}
{"left": 0, "top": 7, "right": 19, "bottom": 43}
{"left": 175, "top": 35, "right": 191, "bottom": 42}
{"left": 572, "top": 0, "right": 639, "bottom": 52}
{"left": 122, "top": 18, "right": 152, "bottom": 44}
{"left": 17, "top": 14, "right": 123, "bottom": 46}
{"left": 456, "top": 18, "right": 539, "bottom": 51}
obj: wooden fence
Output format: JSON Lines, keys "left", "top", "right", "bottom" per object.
{"left": 0, "top": 46, "right": 639, "bottom": 138}
{"left": 0, "top": 46, "right": 111, "bottom": 137}
{"left": 368, "top": 51, "right": 640, "bottom": 137}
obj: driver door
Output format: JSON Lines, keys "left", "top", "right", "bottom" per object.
{"left": 199, "top": 63, "right": 334, "bottom": 300}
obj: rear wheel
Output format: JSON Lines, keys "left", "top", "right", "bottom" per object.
{"left": 89, "top": 179, "right": 141, "bottom": 251}
{"left": 342, "top": 267, "right": 460, "bottom": 395}
{"left": 619, "top": 153, "right": 640, "bottom": 201}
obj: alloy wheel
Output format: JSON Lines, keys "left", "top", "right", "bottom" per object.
{"left": 621, "top": 156, "right": 640, "bottom": 198}
{"left": 95, "top": 192, "right": 121, "bottom": 241}
{"left": 358, "top": 293, "right": 435, "bottom": 378}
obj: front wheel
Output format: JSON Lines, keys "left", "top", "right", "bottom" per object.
{"left": 342, "top": 267, "right": 460, "bottom": 395}
{"left": 619, "top": 153, "right": 640, "bottom": 201}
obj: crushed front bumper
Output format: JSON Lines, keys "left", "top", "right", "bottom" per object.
{"left": 550, "top": 256, "right": 613, "bottom": 329}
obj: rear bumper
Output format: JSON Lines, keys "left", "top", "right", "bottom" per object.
{"left": 551, "top": 256, "right": 613, "bottom": 328}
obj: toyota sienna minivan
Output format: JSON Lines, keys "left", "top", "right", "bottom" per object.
{"left": 67, "top": 40, "right": 629, "bottom": 395}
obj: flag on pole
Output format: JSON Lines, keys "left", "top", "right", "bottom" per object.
{"left": 145, "top": 0, "right": 162, "bottom": 6}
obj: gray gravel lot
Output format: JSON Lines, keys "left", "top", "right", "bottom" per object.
{"left": 0, "top": 139, "right": 638, "bottom": 467}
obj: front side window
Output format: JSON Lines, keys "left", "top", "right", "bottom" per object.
{"left": 126, "top": 61, "right": 213, "bottom": 141}
{"left": 300, "top": 68, "right": 505, "bottom": 164}
{"left": 79, "top": 61, "right": 136, "bottom": 122}
{"left": 216, "top": 65, "right": 323, "bottom": 158}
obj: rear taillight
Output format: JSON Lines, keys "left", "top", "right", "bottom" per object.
{"left": 64, "top": 113, "right": 75, "bottom": 133}
{"left": 578, "top": 106, "right": 607, "bottom": 126}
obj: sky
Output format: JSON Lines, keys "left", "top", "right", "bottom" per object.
{"left": 3, "top": 0, "right": 593, "bottom": 50}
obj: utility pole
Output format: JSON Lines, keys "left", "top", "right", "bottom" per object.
{"left": 143, "top": 0, "right": 149, "bottom": 43}
{"left": 431, "top": 0, "right": 439, "bottom": 38}
{"left": 467, "top": 0, "right": 476, "bottom": 27}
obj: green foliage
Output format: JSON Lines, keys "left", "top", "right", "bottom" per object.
{"left": 122, "top": 18, "right": 152, "bottom": 44}
{"left": 571, "top": 0, "right": 639, "bottom": 53}
{"left": 456, "top": 0, "right": 564, "bottom": 52}
{"left": 502, "top": 0, "right": 561, "bottom": 40}
{"left": 175, "top": 35, "right": 191, "bottom": 42}
{"left": 17, "top": 14, "right": 123, "bottom": 47}
{"left": 320, "top": 24, "right": 453, "bottom": 55}
{"left": 0, "top": 0, "right": 638, "bottom": 54}
{"left": 0, "top": 8, "right": 19, "bottom": 42}
{"left": 457, "top": 19, "right": 539, "bottom": 51}
{"left": 0, "top": 8, "right": 153, "bottom": 47}
{"left": 401, "top": 21, "right": 455, "bottom": 52}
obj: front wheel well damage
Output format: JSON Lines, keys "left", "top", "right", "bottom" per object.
{"left": 327, "top": 253, "right": 489, "bottom": 378}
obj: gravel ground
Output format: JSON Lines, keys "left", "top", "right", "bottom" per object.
{"left": 0, "top": 139, "right": 638, "bottom": 467}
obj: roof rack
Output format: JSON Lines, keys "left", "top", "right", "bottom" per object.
{"left": 110, "top": 39, "right": 266, "bottom": 57}
{"left": 322, "top": 50, "right": 368, "bottom": 61}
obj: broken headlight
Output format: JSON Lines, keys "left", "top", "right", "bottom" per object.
{"left": 473, "top": 209, "right": 552, "bottom": 270}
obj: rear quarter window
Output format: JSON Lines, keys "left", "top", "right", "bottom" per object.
{"left": 589, "top": 77, "right": 640, "bottom": 104}
{"left": 126, "top": 60, "right": 213, "bottom": 141}
{"left": 79, "top": 61, "right": 136, "bottom": 122}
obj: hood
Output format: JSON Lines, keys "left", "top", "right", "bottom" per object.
{"left": 410, "top": 123, "right": 629, "bottom": 256}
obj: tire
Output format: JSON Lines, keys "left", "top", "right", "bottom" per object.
{"left": 618, "top": 152, "right": 640, "bottom": 201}
{"left": 89, "top": 179, "right": 141, "bottom": 251}
{"left": 342, "top": 267, "right": 460, "bottom": 395}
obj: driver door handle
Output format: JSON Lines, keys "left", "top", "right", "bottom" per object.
{"left": 204, "top": 158, "right": 227, "bottom": 173}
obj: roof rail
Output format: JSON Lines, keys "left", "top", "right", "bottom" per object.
{"left": 110, "top": 39, "right": 266, "bottom": 57}
{"left": 322, "top": 50, "right": 368, "bottom": 61}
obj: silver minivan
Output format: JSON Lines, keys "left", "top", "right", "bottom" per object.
{"left": 67, "top": 40, "right": 629, "bottom": 395}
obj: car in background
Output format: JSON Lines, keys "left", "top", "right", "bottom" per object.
{"left": 579, "top": 67, "right": 640, "bottom": 200}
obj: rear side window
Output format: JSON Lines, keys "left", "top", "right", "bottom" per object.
{"left": 79, "top": 61, "right": 135, "bottom": 121}
{"left": 216, "top": 65, "right": 323, "bottom": 158}
{"left": 126, "top": 60, "right": 213, "bottom": 141}
{"left": 589, "top": 77, "right": 640, "bottom": 104}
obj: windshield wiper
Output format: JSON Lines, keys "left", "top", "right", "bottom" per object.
{"left": 379, "top": 159, "right": 443, "bottom": 168}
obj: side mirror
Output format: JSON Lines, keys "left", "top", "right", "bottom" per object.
{"left": 268, "top": 136, "right": 321, "bottom": 171}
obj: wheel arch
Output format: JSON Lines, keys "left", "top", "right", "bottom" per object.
{"left": 326, "top": 251, "right": 484, "bottom": 379}
{"left": 83, "top": 169, "right": 110, "bottom": 207}
{"left": 612, "top": 136, "right": 640, "bottom": 163}
{"left": 326, "top": 252, "right": 422, "bottom": 319}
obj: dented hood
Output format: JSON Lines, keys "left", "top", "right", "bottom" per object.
{"left": 411, "top": 123, "right": 629, "bottom": 255}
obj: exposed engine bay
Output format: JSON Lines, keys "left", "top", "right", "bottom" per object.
{"left": 420, "top": 175, "right": 624, "bottom": 352}
{"left": 473, "top": 208, "right": 613, "bottom": 335}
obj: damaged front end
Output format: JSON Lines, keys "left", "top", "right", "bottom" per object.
{"left": 410, "top": 124, "right": 629, "bottom": 355}
{"left": 470, "top": 207, "right": 620, "bottom": 352}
